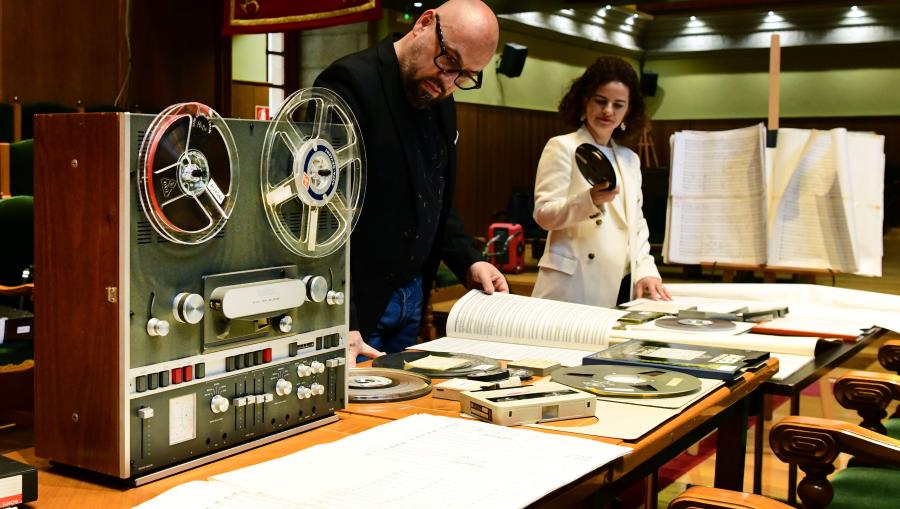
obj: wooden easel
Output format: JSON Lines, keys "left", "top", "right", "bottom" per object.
{"left": 638, "top": 127, "right": 659, "bottom": 168}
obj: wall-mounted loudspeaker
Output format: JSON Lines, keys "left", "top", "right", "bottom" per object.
{"left": 641, "top": 72, "right": 659, "bottom": 97}
{"left": 497, "top": 43, "right": 528, "bottom": 78}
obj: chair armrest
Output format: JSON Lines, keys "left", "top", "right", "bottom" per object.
{"left": 770, "top": 416, "right": 900, "bottom": 509}
{"left": 0, "top": 283, "right": 33, "bottom": 297}
{"left": 668, "top": 486, "right": 791, "bottom": 509}
{"left": 834, "top": 370, "right": 900, "bottom": 433}
{"left": 879, "top": 339, "right": 900, "bottom": 374}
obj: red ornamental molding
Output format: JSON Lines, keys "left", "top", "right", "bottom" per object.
{"left": 223, "top": 0, "right": 382, "bottom": 35}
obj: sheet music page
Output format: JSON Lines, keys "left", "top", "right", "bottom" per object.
{"left": 205, "top": 414, "right": 632, "bottom": 509}
{"left": 664, "top": 124, "right": 767, "bottom": 264}
{"left": 413, "top": 336, "right": 591, "bottom": 367}
{"left": 133, "top": 480, "right": 305, "bottom": 509}
{"left": 846, "top": 131, "right": 885, "bottom": 276}
{"left": 767, "top": 128, "right": 858, "bottom": 272}
{"left": 445, "top": 290, "right": 627, "bottom": 351}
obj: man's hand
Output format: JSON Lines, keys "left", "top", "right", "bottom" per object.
{"left": 466, "top": 261, "right": 509, "bottom": 294}
{"left": 634, "top": 277, "right": 671, "bottom": 301}
{"left": 347, "top": 330, "right": 384, "bottom": 367}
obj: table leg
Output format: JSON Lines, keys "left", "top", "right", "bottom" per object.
{"left": 644, "top": 471, "right": 659, "bottom": 509}
{"left": 715, "top": 398, "right": 749, "bottom": 491}
{"left": 753, "top": 391, "right": 766, "bottom": 494}
{"left": 787, "top": 394, "right": 800, "bottom": 505}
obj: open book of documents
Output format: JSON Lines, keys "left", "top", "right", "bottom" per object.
{"left": 415, "top": 290, "right": 817, "bottom": 380}
{"left": 135, "top": 414, "right": 632, "bottom": 509}
{"left": 663, "top": 124, "right": 885, "bottom": 276}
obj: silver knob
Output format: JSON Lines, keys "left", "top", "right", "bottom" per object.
{"left": 278, "top": 315, "right": 293, "bottom": 333}
{"left": 275, "top": 378, "right": 293, "bottom": 397}
{"left": 297, "top": 363, "right": 312, "bottom": 377}
{"left": 310, "top": 383, "right": 325, "bottom": 396}
{"left": 296, "top": 386, "right": 312, "bottom": 399}
{"left": 210, "top": 394, "right": 230, "bottom": 414}
{"left": 302, "top": 275, "right": 328, "bottom": 303}
{"left": 146, "top": 318, "right": 170, "bottom": 337}
{"left": 173, "top": 293, "right": 205, "bottom": 324}
{"left": 326, "top": 290, "right": 345, "bottom": 306}
{"left": 311, "top": 361, "right": 325, "bottom": 374}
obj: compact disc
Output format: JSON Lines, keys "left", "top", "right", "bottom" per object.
{"left": 575, "top": 143, "right": 617, "bottom": 189}
{"left": 348, "top": 368, "right": 431, "bottom": 403}
{"left": 553, "top": 365, "right": 701, "bottom": 398}
{"left": 372, "top": 351, "right": 501, "bottom": 379}
{"left": 655, "top": 317, "right": 736, "bottom": 332}
{"left": 138, "top": 102, "right": 239, "bottom": 245}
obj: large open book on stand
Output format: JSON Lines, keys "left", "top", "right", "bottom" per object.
{"left": 663, "top": 123, "right": 885, "bottom": 276}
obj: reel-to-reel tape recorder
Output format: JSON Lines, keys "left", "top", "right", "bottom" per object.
{"left": 34, "top": 89, "right": 363, "bottom": 484}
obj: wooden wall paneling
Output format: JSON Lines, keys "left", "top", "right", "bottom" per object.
{"left": 0, "top": 0, "right": 125, "bottom": 107}
{"left": 129, "top": 0, "right": 219, "bottom": 112}
{"left": 34, "top": 113, "right": 123, "bottom": 476}
{"left": 454, "top": 103, "right": 566, "bottom": 237}
{"left": 230, "top": 82, "right": 270, "bottom": 120}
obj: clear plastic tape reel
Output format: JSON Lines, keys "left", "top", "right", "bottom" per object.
{"left": 137, "top": 102, "right": 239, "bottom": 245}
{"left": 260, "top": 88, "right": 366, "bottom": 258}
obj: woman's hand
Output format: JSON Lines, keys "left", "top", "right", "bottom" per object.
{"left": 634, "top": 277, "right": 671, "bottom": 301}
{"left": 590, "top": 182, "right": 619, "bottom": 206}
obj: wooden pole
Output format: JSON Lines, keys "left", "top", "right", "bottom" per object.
{"left": 767, "top": 34, "right": 781, "bottom": 145}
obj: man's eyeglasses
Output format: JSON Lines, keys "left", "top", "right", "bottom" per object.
{"left": 433, "top": 14, "right": 483, "bottom": 90}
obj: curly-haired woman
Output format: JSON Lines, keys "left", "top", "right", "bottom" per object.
{"left": 531, "top": 56, "right": 670, "bottom": 308}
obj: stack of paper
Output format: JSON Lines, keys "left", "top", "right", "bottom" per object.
{"left": 136, "top": 414, "right": 632, "bottom": 509}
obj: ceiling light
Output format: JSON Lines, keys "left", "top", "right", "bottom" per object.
{"left": 690, "top": 16, "right": 696, "bottom": 21}
{"left": 413, "top": 2, "right": 422, "bottom": 7}
{"left": 765, "top": 11, "right": 783, "bottom": 22}
{"left": 847, "top": 5, "right": 866, "bottom": 18}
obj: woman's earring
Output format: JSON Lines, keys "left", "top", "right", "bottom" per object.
{"left": 620, "top": 121, "right": 627, "bottom": 131}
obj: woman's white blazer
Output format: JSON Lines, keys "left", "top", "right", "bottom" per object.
{"left": 531, "top": 126, "right": 660, "bottom": 308}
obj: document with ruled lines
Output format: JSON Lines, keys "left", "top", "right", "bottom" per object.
{"left": 663, "top": 124, "right": 885, "bottom": 276}
{"left": 135, "top": 414, "right": 632, "bottom": 509}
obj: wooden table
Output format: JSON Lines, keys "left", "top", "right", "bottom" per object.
{"left": 344, "top": 358, "right": 780, "bottom": 507}
{"left": 2, "top": 414, "right": 389, "bottom": 508}
{"left": 10, "top": 360, "right": 777, "bottom": 508}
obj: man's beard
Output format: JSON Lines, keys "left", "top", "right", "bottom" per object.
{"left": 399, "top": 63, "right": 446, "bottom": 109}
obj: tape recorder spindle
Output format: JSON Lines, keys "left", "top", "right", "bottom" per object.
{"left": 34, "top": 89, "right": 364, "bottom": 484}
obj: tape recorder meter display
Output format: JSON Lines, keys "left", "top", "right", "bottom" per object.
{"left": 34, "top": 89, "right": 364, "bottom": 484}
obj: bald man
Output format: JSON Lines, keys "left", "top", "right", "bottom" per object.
{"left": 315, "top": 0, "right": 508, "bottom": 366}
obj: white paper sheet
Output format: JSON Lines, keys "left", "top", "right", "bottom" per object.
{"left": 528, "top": 378, "right": 723, "bottom": 440}
{"left": 607, "top": 330, "right": 821, "bottom": 357}
{"left": 770, "top": 353, "right": 815, "bottom": 382}
{"left": 135, "top": 414, "right": 632, "bottom": 509}
{"left": 665, "top": 124, "right": 768, "bottom": 265}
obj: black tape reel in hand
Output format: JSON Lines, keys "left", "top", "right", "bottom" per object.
{"left": 575, "top": 143, "right": 616, "bottom": 190}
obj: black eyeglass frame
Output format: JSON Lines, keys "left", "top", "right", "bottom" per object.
{"left": 433, "top": 14, "right": 483, "bottom": 90}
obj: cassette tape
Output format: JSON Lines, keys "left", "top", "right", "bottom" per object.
{"left": 459, "top": 381, "right": 596, "bottom": 426}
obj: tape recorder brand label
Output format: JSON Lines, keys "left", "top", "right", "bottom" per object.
{"left": 207, "top": 179, "right": 226, "bottom": 205}
{"left": 161, "top": 177, "right": 178, "bottom": 198}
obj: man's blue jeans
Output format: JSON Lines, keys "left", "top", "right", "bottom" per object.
{"left": 360, "top": 276, "right": 423, "bottom": 363}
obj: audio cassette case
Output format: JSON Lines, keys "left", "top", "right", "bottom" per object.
{"left": 34, "top": 89, "right": 364, "bottom": 483}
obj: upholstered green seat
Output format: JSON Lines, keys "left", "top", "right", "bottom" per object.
{"left": 435, "top": 263, "right": 461, "bottom": 288}
{"left": 9, "top": 139, "right": 33, "bottom": 196}
{"left": 0, "top": 196, "right": 33, "bottom": 307}
{"left": 828, "top": 466, "right": 900, "bottom": 509}
{"left": 885, "top": 418, "right": 900, "bottom": 440}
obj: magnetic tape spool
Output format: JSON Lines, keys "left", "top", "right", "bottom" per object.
{"left": 137, "top": 102, "right": 239, "bottom": 245}
{"left": 347, "top": 368, "right": 432, "bottom": 403}
{"left": 372, "top": 351, "right": 502, "bottom": 379}
{"left": 261, "top": 88, "right": 366, "bottom": 258}
{"left": 553, "top": 365, "right": 701, "bottom": 398}
{"left": 654, "top": 317, "right": 736, "bottom": 332}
